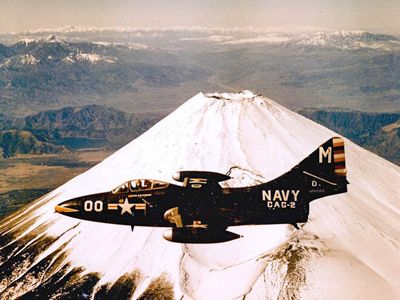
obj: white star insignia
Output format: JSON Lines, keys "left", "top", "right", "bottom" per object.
{"left": 119, "top": 198, "right": 135, "bottom": 215}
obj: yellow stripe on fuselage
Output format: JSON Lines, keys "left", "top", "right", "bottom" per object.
{"left": 108, "top": 203, "right": 118, "bottom": 210}
{"left": 134, "top": 203, "right": 146, "bottom": 210}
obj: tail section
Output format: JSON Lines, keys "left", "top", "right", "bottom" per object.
{"left": 292, "top": 136, "right": 349, "bottom": 201}
{"left": 254, "top": 137, "right": 349, "bottom": 227}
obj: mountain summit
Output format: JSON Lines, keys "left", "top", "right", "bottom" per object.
{"left": 1, "top": 91, "right": 399, "bottom": 299}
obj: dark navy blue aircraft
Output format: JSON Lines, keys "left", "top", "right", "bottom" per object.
{"left": 55, "top": 137, "right": 348, "bottom": 243}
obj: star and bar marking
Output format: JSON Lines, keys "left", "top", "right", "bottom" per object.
{"left": 119, "top": 198, "right": 135, "bottom": 215}
{"left": 107, "top": 198, "right": 147, "bottom": 215}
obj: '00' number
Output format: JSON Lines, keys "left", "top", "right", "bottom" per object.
{"left": 84, "top": 200, "right": 103, "bottom": 212}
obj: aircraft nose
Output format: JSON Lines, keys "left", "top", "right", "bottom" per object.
{"left": 55, "top": 200, "right": 80, "bottom": 214}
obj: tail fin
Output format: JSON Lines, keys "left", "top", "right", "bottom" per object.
{"left": 292, "top": 136, "right": 349, "bottom": 201}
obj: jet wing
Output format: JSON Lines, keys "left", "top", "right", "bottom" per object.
{"left": 163, "top": 170, "right": 231, "bottom": 233}
{"left": 172, "top": 170, "right": 231, "bottom": 188}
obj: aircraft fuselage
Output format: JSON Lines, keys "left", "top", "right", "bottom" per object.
{"left": 55, "top": 137, "right": 349, "bottom": 243}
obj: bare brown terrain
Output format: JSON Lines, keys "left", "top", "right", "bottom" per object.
{"left": 0, "top": 150, "right": 113, "bottom": 193}
{"left": 0, "top": 149, "right": 113, "bottom": 218}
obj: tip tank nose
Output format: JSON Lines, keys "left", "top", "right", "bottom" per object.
{"left": 162, "top": 229, "right": 173, "bottom": 241}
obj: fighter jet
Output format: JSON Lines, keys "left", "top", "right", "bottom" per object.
{"left": 55, "top": 137, "right": 348, "bottom": 243}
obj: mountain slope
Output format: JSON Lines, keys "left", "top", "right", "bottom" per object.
{"left": 0, "top": 36, "right": 207, "bottom": 115}
{"left": 0, "top": 91, "right": 399, "bottom": 299}
{"left": 0, "top": 130, "right": 68, "bottom": 157}
{"left": 22, "top": 104, "right": 161, "bottom": 143}
{"left": 0, "top": 105, "right": 162, "bottom": 157}
{"left": 299, "top": 109, "right": 400, "bottom": 165}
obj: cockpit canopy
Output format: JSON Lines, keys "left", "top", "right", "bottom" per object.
{"left": 112, "top": 179, "right": 169, "bottom": 194}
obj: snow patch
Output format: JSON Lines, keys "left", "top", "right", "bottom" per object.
{"left": 62, "top": 52, "right": 116, "bottom": 64}
{"left": 93, "top": 41, "right": 150, "bottom": 50}
{"left": 222, "top": 35, "right": 291, "bottom": 45}
{"left": 19, "top": 54, "right": 40, "bottom": 65}
{"left": 205, "top": 90, "right": 259, "bottom": 101}
{"left": 46, "top": 34, "right": 58, "bottom": 42}
{"left": 17, "top": 38, "right": 38, "bottom": 46}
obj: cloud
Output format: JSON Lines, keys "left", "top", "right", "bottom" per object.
{"left": 222, "top": 35, "right": 291, "bottom": 45}
{"left": 179, "top": 35, "right": 235, "bottom": 43}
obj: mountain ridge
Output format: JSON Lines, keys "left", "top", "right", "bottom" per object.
{"left": 299, "top": 108, "right": 400, "bottom": 164}
{"left": 0, "top": 104, "right": 162, "bottom": 157}
{"left": 0, "top": 130, "right": 68, "bottom": 157}
{"left": 1, "top": 29, "right": 400, "bottom": 116}
{"left": 0, "top": 36, "right": 208, "bottom": 115}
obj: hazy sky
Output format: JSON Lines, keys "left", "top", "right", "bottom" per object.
{"left": 1, "top": 0, "right": 399, "bottom": 33}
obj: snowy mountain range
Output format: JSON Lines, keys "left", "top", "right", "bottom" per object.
{"left": 3, "top": 28, "right": 399, "bottom": 51}
{"left": 215, "top": 30, "right": 399, "bottom": 50}
{"left": 1, "top": 91, "right": 399, "bottom": 299}
{"left": 3, "top": 35, "right": 145, "bottom": 66}
{"left": 1, "top": 28, "right": 399, "bottom": 116}
{"left": 0, "top": 35, "right": 206, "bottom": 115}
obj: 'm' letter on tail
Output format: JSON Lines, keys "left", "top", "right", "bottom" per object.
{"left": 293, "top": 136, "right": 348, "bottom": 202}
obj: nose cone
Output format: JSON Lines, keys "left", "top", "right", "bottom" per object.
{"left": 55, "top": 200, "right": 80, "bottom": 214}
{"left": 172, "top": 171, "right": 181, "bottom": 182}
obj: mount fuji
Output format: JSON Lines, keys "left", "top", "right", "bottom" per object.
{"left": 1, "top": 91, "right": 399, "bottom": 299}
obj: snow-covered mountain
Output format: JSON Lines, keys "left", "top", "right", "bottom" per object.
{"left": 1, "top": 91, "right": 399, "bottom": 299}
{"left": 218, "top": 30, "right": 399, "bottom": 50}
{"left": 3, "top": 27, "right": 398, "bottom": 50}
{"left": 294, "top": 31, "right": 399, "bottom": 50}
{"left": 0, "top": 35, "right": 205, "bottom": 115}
{"left": 3, "top": 35, "right": 125, "bottom": 66}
